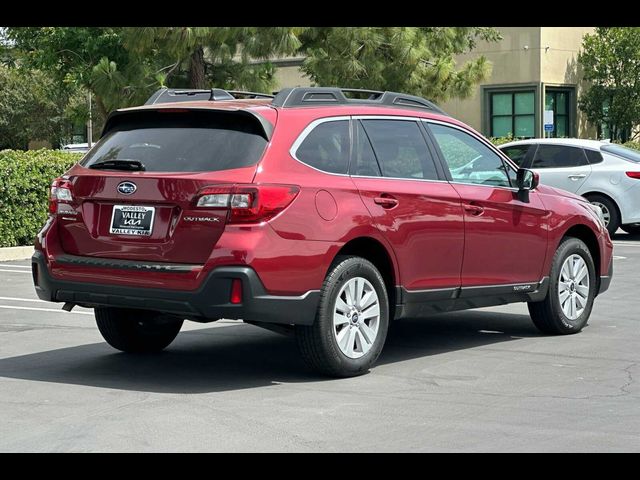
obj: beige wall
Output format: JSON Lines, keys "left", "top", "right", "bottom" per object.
{"left": 273, "top": 64, "right": 312, "bottom": 90}
{"left": 540, "top": 27, "right": 596, "bottom": 138}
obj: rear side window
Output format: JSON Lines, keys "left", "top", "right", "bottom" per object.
{"left": 295, "top": 120, "right": 350, "bottom": 174}
{"left": 82, "top": 111, "right": 268, "bottom": 173}
{"left": 361, "top": 120, "right": 438, "bottom": 180}
{"left": 501, "top": 145, "right": 532, "bottom": 166}
{"left": 532, "top": 145, "right": 588, "bottom": 168}
{"left": 584, "top": 149, "right": 604, "bottom": 164}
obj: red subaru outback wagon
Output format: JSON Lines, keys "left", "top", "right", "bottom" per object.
{"left": 32, "top": 87, "right": 613, "bottom": 377}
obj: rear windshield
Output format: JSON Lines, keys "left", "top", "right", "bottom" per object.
{"left": 601, "top": 144, "right": 640, "bottom": 163}
{"left": 81, "top": 111, "right": 268, "bottom": 172}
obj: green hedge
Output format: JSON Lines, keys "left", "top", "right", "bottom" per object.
{"left": 489, "top": 134, "right": 515, "bottom": 147}
{"left": 622, "top": 141, "right": 640, "bottom": 151}
{"left": 0, "top": 149, "right": 80, "bottom": 247}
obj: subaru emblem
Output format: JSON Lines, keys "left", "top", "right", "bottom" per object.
{"left": 117, "top": 181, "right": 137, "bottom": 195}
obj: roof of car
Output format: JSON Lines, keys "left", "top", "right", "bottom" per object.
{"left": 113, "top": 98, "right": 460, "bottom": 126}
{"left": 499, "top": 138, "right": 609, "bottom": 150}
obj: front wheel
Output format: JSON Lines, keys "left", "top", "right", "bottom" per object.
{"left": 296, "top": 256, "right": 389, "bottom": 377}
{"left": 528, "top": 237, "right": 596, "bottom": 335}
{"left": 95, "top": 307, "right": 183, "bottom": 353}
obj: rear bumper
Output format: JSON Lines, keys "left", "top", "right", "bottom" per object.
{"left": 32, "top": 251, "right": 319, "bottom": 325}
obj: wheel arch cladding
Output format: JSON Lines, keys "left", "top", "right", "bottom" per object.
{"left": 332, "top": 237, "right": 397, "bottom": 316}
{"left": 562, "top": 224, "right": 601, "bottom": 280}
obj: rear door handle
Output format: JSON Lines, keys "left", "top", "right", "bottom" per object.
{"left": 568, "top": 174, "right": 587, "bottom": 179}
{"left": 463, "top": 203, "right": 484, "bottom": 215}
{"left": 374, "top": 195, "right": 399, "bottom": 209}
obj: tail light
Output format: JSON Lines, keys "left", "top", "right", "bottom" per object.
{"left": 626, "top": 171, "right": 640, "bottom": 179}
{"left": 49, "top": 178, "right": 75, "bottom": 215}
{"left": 195, "top": 184, "right": 300, "bottom": 224}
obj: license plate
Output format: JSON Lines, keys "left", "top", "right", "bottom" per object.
{"left": 109, "top": 205, "right": 155, "bottom": 236}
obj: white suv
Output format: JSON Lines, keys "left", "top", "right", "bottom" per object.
{"left": 500, "top": 138, "right": 640, "bottom": 235}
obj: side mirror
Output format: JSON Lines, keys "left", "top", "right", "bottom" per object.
{"left": 516, "top": 168, "right": 539, "bottom": 202}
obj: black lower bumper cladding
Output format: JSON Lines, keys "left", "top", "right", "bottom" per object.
{"left": 32, "top": 251, "right": 319, "bottom": 325}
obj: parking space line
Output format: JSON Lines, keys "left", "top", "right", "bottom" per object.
{"left": 0, "top": 265, "right": 31, "bottom": 269}
{"left": 612, "top": 241, "right": 640, "bottom": 247}
{"left": 0, "top": 269, "right": 31, "bottom": 274}
{"left": 0, "top": 305, "right": 92, "bottom": 315}
{"left": 0, "top": 296, "right": 47, "bottom": 303}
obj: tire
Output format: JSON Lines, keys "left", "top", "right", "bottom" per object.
{"left": 528, "top": 237, "right": 596, "bottom": 335}
{"left": 586, "top": 194, "right": 619, "bottom": 236}
{"left": 621, "top": 224, "right": 640, "bottom": 235}
{"left": 95, "top": 307, "right": 183, "bottom": 353}
{"left": 296, "top": 255, "right": 389, "bottom": 377}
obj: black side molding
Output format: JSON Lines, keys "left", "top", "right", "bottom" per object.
{"left": 394, "top": 278, "right": 550, "bottom": 319}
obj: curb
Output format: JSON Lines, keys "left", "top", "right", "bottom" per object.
{"left": 0, "top": 246, "right": 34, "bottom": 262}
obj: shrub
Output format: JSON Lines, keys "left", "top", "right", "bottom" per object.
{"left": 0, "top": 149, "right": 80, "bottom": 247}
{"left": 489, "top": 134, "right": 515, "bottom": 147}
{"left": 622, "top": 141, "right": 640, "bottom": 151}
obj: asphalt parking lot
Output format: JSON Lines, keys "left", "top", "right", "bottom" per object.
{"left": 1, "top": 236, "right": 639, "bottom": 452}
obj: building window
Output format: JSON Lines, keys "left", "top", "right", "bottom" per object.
{"left": 545, "top": 88, "right": 573, "bottom": 138}
{"left": 490, "top": 91, "right": 535, "bottom": 139}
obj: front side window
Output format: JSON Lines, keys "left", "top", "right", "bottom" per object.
{"left": 490, "top": 91, "right": 536, "bottom": 138}
{"left": 360, "top": 119, "right": 438, "bottom": 180}
{"left": 295, "top": 120, "right": 350, "bottom": 174}
{"left": 429, "top": 123, "right": 512, "bottom": 188}
{"left": 532, "top": 145, "right": 588, "bottom": 169}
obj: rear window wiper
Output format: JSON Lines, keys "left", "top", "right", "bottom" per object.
{"left": 89, "top": 159, "right": 146, "bottom": 171}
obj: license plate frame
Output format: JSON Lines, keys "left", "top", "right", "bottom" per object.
{"left": 109, "top": 205, "right": 156, "bottom": 237}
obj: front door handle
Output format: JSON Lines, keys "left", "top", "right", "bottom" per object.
{"left": 463, "top": 203, "right": 484, "bottom": 215}
{"left": 568, "top": 174, "right": 587, "bottom": 180}
{"left": 374, "top": 195, "right": 399, "bottom": 209}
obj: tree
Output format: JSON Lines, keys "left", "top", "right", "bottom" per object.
{"left": 579, "top": 27, "right": 640, "bottom": 142}
{"left": 0, "top": 65, "right": 71, "bottom": 149}
{"left": 5, "top": 27, "right": 160, "bottom": 120}
{"left": 122, "top": 27, "right": 305, "bottom": 91}
{"left": 299, "top": 27, "right": 501, "bottom": 103}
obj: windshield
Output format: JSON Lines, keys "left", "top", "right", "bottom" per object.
{"left": 81, "top": 111, "right": 268, "bottom": 173}
{"left": 601, "top": 144, "right": 640, "bottom": 163}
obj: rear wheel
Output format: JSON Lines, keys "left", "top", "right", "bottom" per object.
{"left": 296, "top": 256, "right": 389, "bottom": 377}
{"left": 95, "top": 307, "right": 183, "bottom": 353}
{"left": 528, "top": 237, "right": 596, "bottom": 335}
{"left": 586, "top": 194, "right": 619, "bottom": 236}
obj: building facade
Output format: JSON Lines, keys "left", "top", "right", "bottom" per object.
{"left": 438, "top": 27, "right": 596, "bottom": 139}
{"left": 273, "top": 27, "right": 597, "bottom": 140}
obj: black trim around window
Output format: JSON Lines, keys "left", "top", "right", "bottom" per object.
{"left": 489, "top": 90, "right": 536, "bottom": 139}
{"left": 544, "top": 88, "right": 574, "bottom": 138}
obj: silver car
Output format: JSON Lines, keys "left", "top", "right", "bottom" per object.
{"left": 499, "top": 138, "right": 640, "bottom": 235}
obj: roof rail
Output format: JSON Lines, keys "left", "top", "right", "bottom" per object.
{"left": 144, "top": 88, "right": 274, "bottom": 105}
{"left": 271, "top": 87, "right": 447, "bottom": 115}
